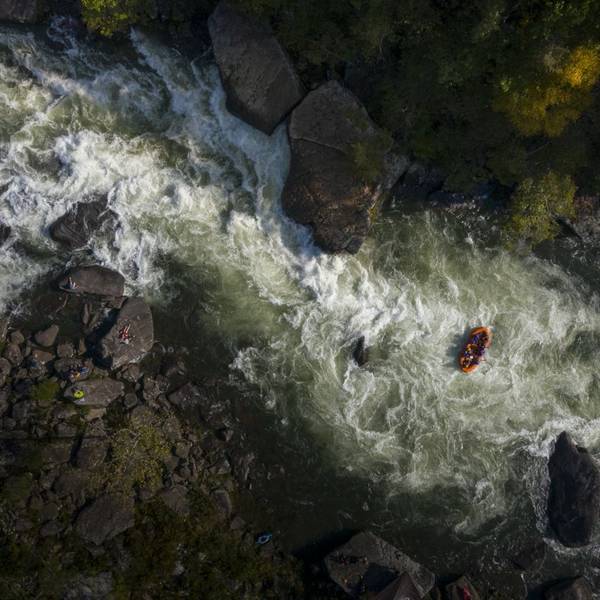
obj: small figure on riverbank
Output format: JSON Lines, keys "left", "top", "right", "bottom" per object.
{"left": 118, "top": 323, "right": 132, "bottom": 345}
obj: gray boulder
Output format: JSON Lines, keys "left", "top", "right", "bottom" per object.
{"left": 282, "top": 81, "right": 403, "bottom": 253}
{"left": 65, "top": 378, "right": 124, "bottom": 408}
{"left": 547, "top": 431, "right": 600, "bottom": 546}
{"left": 324, "top": 531, "right": 434, "bottom": 598}
{"left": 75, "top": 493, "right": 134, "bottom": 545}
{"left": 445, "top": 576, "right": 481, "bottom": 600}
{"left": 544, "top": 577, "right": 593, "bottom": 600}
{"left": 58, "top": 266, "right": 125, "bottom": 297}
{"left": 158, "top": 485, "right": 190, "bottom": 517}
{"left": 0, "top": 0, "right": 43, "bottom": 23}
{"left": 49, "top": 197, "right": 116, "bottom": 250}
{"left": 208, "top": 1, "right": 305, "bottom": 134}
{"left": 374, "top": 573, "right": 421, "bottom": 600}
{"left": 96, "top": 297, "right": 154, "bottom": 369}
{"left": 34, "top": 324, "right": 59, "bottom": 347}
{"left": 76, "top": 437, "right": 109, "bottom": 470}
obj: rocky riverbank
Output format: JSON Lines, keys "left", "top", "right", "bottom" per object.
{"left": 0, "top": 266, "right": 307, "bottom": 598}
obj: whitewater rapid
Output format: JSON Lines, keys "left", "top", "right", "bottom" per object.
{"left": 1, "top": 20, "right": 600, "bottom": 556}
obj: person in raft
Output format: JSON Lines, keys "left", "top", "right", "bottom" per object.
{"left": 462, "top": 332, "right": 489, "bottom": 368}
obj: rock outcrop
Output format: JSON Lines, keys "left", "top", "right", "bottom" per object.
{"left": 282, "top": 81, "right": 404, "bottom": 253}
{"left": 49, "top": 197, "right": 116, "bottom": 250}
{"left": 374, "top": 573, "right": 421, "bottom": 600}
{"left": 324, "top": 531, "right": 434, "bottom": 598}
{"left": 75, "top": 493, "right": 135, "bottom": 545}
{"left": 547, "top": 431, "right": 600, "bottom": 546}
{"left": 544, "top": 577, "right": 593, "bottom": 600}
{"left": 34, "top": 324, "right": 60, "bottom": 347}
{"left": 58, "top": 266, "right": 125, "bottom": 297}
{"left": 64, "top": 379, "right": 125, "bottom": 408}
{"left": 445, "top": 576, "right": 481, "bottom": 600}
{"left": 97, "top": 297, "right": 154, "bottom": 369}
{"left": 0, "top": 0, "right": 43, "bottom": 23}
{"left": 208, "top": 1, "right": 305, "bottom": 134}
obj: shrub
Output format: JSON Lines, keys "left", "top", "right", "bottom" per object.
{"left": 81, "top": 0, "right": 154, "bottom": 36}
{"left": 29, "top": 380, "right": 59, "bottom": 406}
{"left": 101, "top": 416, "right": 170, "bottom": 493}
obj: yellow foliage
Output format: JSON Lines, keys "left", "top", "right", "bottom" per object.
{"left": 561, "top": 46, "right": 600, "bottom": 88}
{"left": 494, "top": 45, "right": 600, "bottom": 137}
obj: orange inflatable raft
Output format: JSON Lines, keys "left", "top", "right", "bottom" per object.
{"left": 458, "top": 326, "right": 492, "bottom": 373}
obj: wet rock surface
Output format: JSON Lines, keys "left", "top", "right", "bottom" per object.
{"left": 49, "top": 197, "right": 116, "bottom": 250}
{"left": 282, "top": 81, "right": 402, "bottom": 253}
{"left": 208, "top": 0, "right": 305, "bottom": 134}
{"left": 547, "top": 431, "right": 600, "bottom": 546}
{"left": 324, "top": 531, "right": 435, "bottom": 597}
{"left": 58, "top": 265, "right": 125, "bottom": 297}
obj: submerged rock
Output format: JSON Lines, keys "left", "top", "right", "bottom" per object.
{"left": 352, "top": 336, "right": 369, "bottom": 366}
{"left": 544, "top": 577, "right": 593, "bottom": 600}
{"left": 0, "top": 0, "right": 44, "bottom": 23}
{"left": 0, "top": 222, "right": 11, "bottom": 245}
{"left": 75, "top": 493, "right": 135, "bottom": 545}
{"left": 208, "top": 0, "right": 305, "bottom": 134}
{"left": 324, "top": 531, "right": 434, "bottom": 598}
{"left": 96, "top": 297, "right": 154, "bottom": 369}
{"left": 49, "top": 197, "right": 116, "bottom": 250}
{"left": 282, "top": 81, "right": 402, "bottom": 253}
{"left": 547, "top": 431, "right": 600, "bottom": 546}
{"left": 58, "top": 266, "right": 125, "bottom": 297}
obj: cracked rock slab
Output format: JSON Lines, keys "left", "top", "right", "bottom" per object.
{"left": 208, "top": 1, "right": 305, "bottom": 134}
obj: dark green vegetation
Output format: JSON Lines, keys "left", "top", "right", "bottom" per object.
{"left": 0, "top": 491, "right": 302, "bottom": 599}
{"left": 80, "top": 0, "right": 600, "bottom": 243}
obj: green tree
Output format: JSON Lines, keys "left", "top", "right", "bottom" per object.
{"left": 81, "top": 0, "right": 154, "bottom": 36}
{"left": 505, "top": 172, "right": 576, "bottom": 246}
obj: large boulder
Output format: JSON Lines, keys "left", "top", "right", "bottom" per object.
{"left": 374, "top": 573, "right": 421, "bottom": 600}
{"left": 445, "top": 576, "right": 481, "bottom": 600}
{"left": 58, "top": 266, "right": 125, "bottom": 297}
{"left": 49, "top": 197, "right": 116, "bottom": 250}
{"left": 75, "top": 493, "right": 135, "bottom": 545}
{"left": 324, "top": 531, "right": 434, "bottom": 598}
{"left": 0, "top": 0, "right": 44, "bottom": 23}
{"left": 282, "top": 81, "right": 404, "bottom": 253}
{"left": 96, "top": 297, "right": 154, "bottom": 369}
{"left": 208, "top": 1, "right": 305, "bottom": 134}
{"left": 64, "top": 378, "right": 124, "bottom": 408}
{"left": 547, "top": 431, "right": 600, "bottom": 546}
{"left": 544, "top": 577, "right": 593, "bottom": 600}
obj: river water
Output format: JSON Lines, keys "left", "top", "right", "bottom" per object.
{"left": 1, "top": 20, "right": 600, "bottom": 595}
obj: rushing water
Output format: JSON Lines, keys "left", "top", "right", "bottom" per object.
{"left": 1, "top": 20, "right": 600, "bottom": 594}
